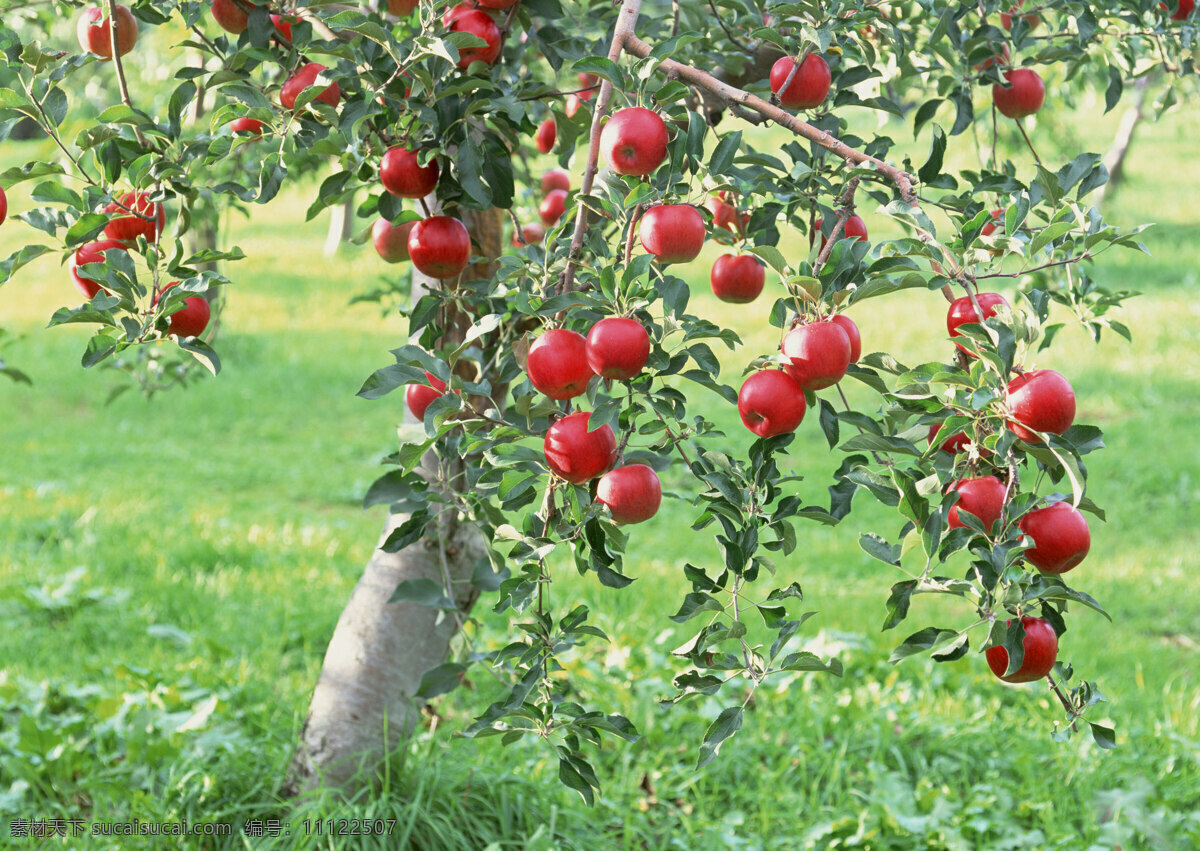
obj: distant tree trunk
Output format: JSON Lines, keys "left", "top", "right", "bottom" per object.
{"left": 285, "top": 206, "right": 503, "bottom": 796}
{"left": 1097, "top": 75, "right": 1151, "bottom": 208}
{"left": 325, "top": 196, "right": 356, "bottom": 256}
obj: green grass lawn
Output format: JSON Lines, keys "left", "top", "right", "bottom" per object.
{"left": 2, "top": 103, "right": 1199, "bottom": 849}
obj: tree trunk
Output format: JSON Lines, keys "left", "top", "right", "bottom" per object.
{"left": 324, "top": 195, "right": 356, "bottom": 256}
{"left": 1097, "top": 75, "right": 1151, "bottom": 208}
{"left": 286, "top": 206, "right": 503, "bottom": 796}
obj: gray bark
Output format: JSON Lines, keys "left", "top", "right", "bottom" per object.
{"left": 324, "top": 195, "right": 356, "bottom": 256}
{"left": 1096, "top": 75, "right": 1151, "bottom": 209}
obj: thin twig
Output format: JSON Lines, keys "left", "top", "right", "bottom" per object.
{"left": 706, "top": 0, "right": 755, "bottom": 54}
{"left": 106, "top": 0, "right": 149, "bottom": 148}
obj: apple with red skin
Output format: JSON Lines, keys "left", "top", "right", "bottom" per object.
{"left": 974, "top": 44, "right": 1010, "bottom": 72}
{"left": 947, "top": 475, "right": 1007, "bottom": 533}
{"left": 271, "top": 14, "right": 293, "bottom": 41}
{"left": 230, "top": 117, "right": 265, "bottom": 136}
{"left": 565, "top": 94, "right": 583, "bottom": 118}
{"left": 600, "top": 107, "right": 670, "bottom": 176}
{"left": 407, "top": 216, "right": 472, "bottom": 279}
{"left": 993, "top": 68, "right": 1045, "bottom": 119}
{"left": 104, "top": 192, "right": 166, "bottom": 244}
{"left": 1019, "top": 501, "right": 1090, "bottom": 574}
{"left": 541, "top": 169, "right": 570, "bottom": 194}
{"left": 512, "top": 223, "right": 545, "bottom": 247}
{"left": 986, "top": 617, "right": 1058, "bottom": 683}
{"left": 406, "top": 372, "right": 448, "bottom": 420}
{"left": 449, "top": 9, "right": 502, "bottom": 68}
{"left": 154, "top": 283, "right": 211, "bottom": 338}
{"left": 372, "top": 218, "right": 416, "bottom": 263}
{"left": 577, "top": 72, "right": 598, "bottom": 100}
{"left": 782, "top": 320, "right": 851, "bottom": 391}
{"left": 946, "top": 291, "right": 1009, "bottom": 356}
{"left": 69, "top": 239, "right": 127, "bottom": 298}
{"left": 210, "top": 0, "right": 252, "bottom": 34}
{"left": 539, "top": 189, "right": 568, "bottom": 226}
{"left": 586, "top": 317, "right": 650, "bottom": 380}
{"left": 281, "top": 63, "right": 341, "bottom": 111}
{"left": 1005, "top": 369, "right": 1076, "bottom": 442}
{"left": 0, "top": 186, "right": 7, "bottom": 226}
{"left": 738, "top": 370, "right": 806, "bottom": 437}
{"left": 527, "top": 329, "right": 593, "bottom": 399}
{"left": 769, "top": 54, "right": 831, "bottom": 110}
{"left": 981, "top": 208, "right": 1005, "bottom": 237}
{"left": 596, "top": 464, "right": 662, "bottom": 525}
{"left": 639, "top": 204, "right": 705, "bottom": 265}
{"left": 813, "top": 215, "right": 868, "bottom": 250}
{"left": 1000, "top": 1, "right": 1042, "bottom": 30}
{"left": 388, "top": 0, "right": 419, "bottom": 15}
{"left": 1162, "top": 0, "right": 1196, "bottom": 20}
{"left": 707, "top": 193, "right": 749, "bottom": 235}
{"left": 381, "top": 147, "right": 440, "bottom": 199}
{"left": 544, "top": 412, "right": 618, "bottom": 485}
{"left": 928, "top": 423, "right": 972, "bottom": 455}
{"left": 535, "top": 118, "right": 556, "bottom": 154}
{"left": 710, "top": 254, "right": 765, "bottom": 304}
{"left": 829, "top": 314, "right": 861, "bottom": 363}
{"left": 442, "top": 2, "right": 474, "bottom": 25}
{"left": 77, "top": 5, "right": 138, "bottom": 60}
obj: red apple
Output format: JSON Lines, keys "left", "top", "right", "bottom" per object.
{"left": 600, "top": 107, "right": 670, "bottom": 176}
{"left": 986, "top": 617, "right": 1058, "bottom": 683}
{"left": 981, "top": 208, "right": 1005, "bottom": 237}
{"left": 281, "top": 63, "right": 341, "bottom": 112}
{"left": 947, "top": 475, "right": 1007, "bottom": 534}
{"left": 707, "top": 192, "right": 748, "bottom": 236}
{"left": 535, "top": 118, "right": 556, "bottom": 154}
{"left": 544, "top": 412, "right": 618, "bottom": 485}
{"left": 449, "top": 9, "right": 502, "bottom": 68}
{"left": 372, "top": 218, "right": 416, "bottom": 263}
{"left": 210, "top": 0, "right": 252, "bottom": 34}
{"left": 993, "top": 67, "right": 1045, "bottom": 119}
{"left": 381, "top": 147, "right": 440, "bottom": 199}
{"left": 406, "top": 371, "right": 448, "bottom": 421}
{"left": 577, "top": 72, "right": 598, "bottom": 100}
{"left": 388, "top": 0, "right": 419, "bottom": 14}
{"left": 407, "top": 216, "right": 472, "bottom": 279}
{"left": 829, "top": 314, "right": 861, "bottom": 363}
{"left": 928, "top": 423, "right": 972, "bottom": 455}
{"left": 782, "top": 320, "right": 851, "bottom": 391}
{"left": 1000, "top": 1, "right": 1042, "bottom": 30}
{"left": 230, "top": 117, "right": 265, "bottom": 136}
{"left": 271, "top": 14, "right": 293, "bottom": 41}
{"left": 1004, "top": 369, "right": 1076, "bottom": 443}
{"left": 541, "top": 169, "right": 570, "bottom": 194}
{"left": 813, "top": 215, "right": 868, "bottom": 250}
{"left": 104, "top": 192, "right": 166, "bottom": 244}
{"left": 0, "top": 185, "right": 6, "bottom": 225}
{"left": 512, "top": 222, "right": 545, "bottom": 247}
{"left": 946, "top": 291, "right": 1009, "bottom": 356}
{"left": 1162, "top": 0, "right": 1196, "bottom": 20}
{"left": 565, "top": 94, "right": 583, "bottom": 118}
{"left": 586, "top": 317, "right": 650, "bottom": 380}
{"left": 442, "top": 2, "right": 474, "bottom": 25}
{"left": 710, "top": 254, "right": 765, "bottom": 304}
{"left": 77, "top": 5, "right": 138, "bottom": 60}
{"left": 527, "top": 328, "right": 593, "bottom": 399}
{"left": 974, "top": 44, "right": 1011, "bottom": 72}
{"left": 769, "top": 54, "right": 831, "bottom": 110}
{"left": 1019, "top": 502, "right": 1090, "bottom": 574}
{"left": 639, "top": 204, "right": 705, "bottom": 265}
{"left": 596, "top": 464, "right": 662, "bottom": 525}
{"left": 69, "top": 239, "right": 127, "bottom": 298}
{"left": 153, "top": 282, "right": 211, "bottom": 337}
{"left": 738, "top": 370, "right": 807, "bottom": 437}
{"left": 539, "top": 189, "right": 568, "bottom": 226}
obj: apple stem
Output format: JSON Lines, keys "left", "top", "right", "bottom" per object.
{"left": 1015, "top": 118, "right": 1043, "bottom": 165}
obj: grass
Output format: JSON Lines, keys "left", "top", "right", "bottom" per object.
{"left": 2, "top": 101, "right": 1200, "bottom": 849}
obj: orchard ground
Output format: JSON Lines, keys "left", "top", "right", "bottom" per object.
{"left": 2, "top": 102, "right": 1198, "bottom": 848}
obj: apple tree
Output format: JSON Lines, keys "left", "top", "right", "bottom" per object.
{"left": 1, "top": 0, "right": 1191, "bottom": 799}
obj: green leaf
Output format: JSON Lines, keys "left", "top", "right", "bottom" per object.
{"left": 1089, "top": 722, "right": 1117, "bottom": 750}
{"left": 380, "top": 510, "right": 431, "bottom": 552}
{"left": 860, "top": 532, "right": 900, "bottom": 566}
{"left": 0, "top": 244, "right": 52, "bottom": 286}
{"left": 697, "top": 705, "right": 743, "bottom": 768}
{"left": 889, "top": 626, "right": 959, "bottom": 664}
{"left": 881, "top": 580, "right": 916, "bottom": 631}
{"left": 709, "top": 131, "right": 742, "bottom": 176}
{"left": 917, "top": 124, "right": 945, "bottom": 185}
{"left": 669, "top": 592, "right": 724, "bottom": 623}
{"left": 416, "top": 662, "right": 466, "bottom": 698}
{"left": 177, "top": 337, "right": 221, "bottom": 376}
{"left": 388, "top": 577, "right": 457, "bottom": 609}
{"left": 81, "top": 334, "right": 118, "bottom": 368}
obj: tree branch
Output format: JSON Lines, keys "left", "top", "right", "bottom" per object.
{"left": 106, "top": 0, "right": 149, "bottom": 148}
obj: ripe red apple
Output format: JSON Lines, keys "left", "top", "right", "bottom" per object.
{"left": 928, "top": 423, "right": 971, "bottom": 455}
{"left": 154, "top": 282, "right": 211, "bottom": 337}
{"left": 0, "top": 186, "right": 8, "bottom": 226}
{"left": 986, "top": 617, "right": 1058, "bottom": 683}
{"left": 813, "top": 215, "right": 868, "bottom": 250}
{"left": 104, "top": 192, "right": 166, "bottom": 244}
{"left": 947, "top": 475, "right": 1007, "bottom": 534}
{"left": 230, "top": 117, "right": 265, "bottom": 136}
{"left": 442, "top": 2, "right": 474, "bottom": 25}
{"left": 539, "top": 189, "right": 568, "bottom": 226}
{"left": 710, "top": 254, "right": 765, "bottom": 304}
{"left": 769, "top": 54, "right": 832, "bottom": 110}
{"left": 981, "top": 208, "right": 1005, "bottom": 237}
{"left": 585, "top": 317, "right": 650, "bottom": 380}
{"left": 544, "top": 412, "right": 618, "bottom": 485}
{"left": 512, "top": 222, "right": 545, "bottom": 247}
{"left": 388, "top": 0, "right": 419, "bottom": 14}
{"left": 449, "top": 9, "right": 502, "bottom": 68}
{"left": 69, "top": 239, "right": 127, "bottom": 298}
{"left": 565, "top": 94, "right": 583, "bottom": 118}
{"left": 527, "top": 328, "right": 593, "bottom": 399}
{"left": 372, "top": 218, "right": 416, "bottom": 263}
{"left": 407, "top": 215, "right": 472, "bottom": 279}
{"left": 210, "top": 0, "right": 252, "bottom": 34}
{"left": 782, "top": 320, "right": 851, "bottom": 391}
{"left": 281, "top": 63, "right": 341, "bottom": 112}
{"left": 1004, "top": 369, "right": 1076, "bottom": 443}
{"left": 738, "top": 370, "right": 807, "bottom": 437}
{"left": 541, "top": 169, "right": 570, "bottom": 194}
{"left": 406, "top": 371, "right": 448, "bottom": 420}
{"left": 993, "top": 67, "right": 1045, "bottom": 119}
{"left": 946, "top": 291, "right": 1009, "bottom": 356}
{"left": 974, "top": 44, "right": 1011, "bottom": 72}
{"left": 639, "top": 204, "right": 705, "bottom": 265}
{"left": 829, "top": 314, "right": 861, "bottom": 363}
{"left": 596, "top": 464, "right": 662, "bottom": 525}
{"left": 577, "top": 72, "right": 598, "bottom": 100}
{"left": 271, "top": 14, "right": 293, "bottom": 41}
{"left": 381, "top": 147, "right": 440, "bottom": 199}
{"left": 1162, "top": 0, "right": 1196, "bottom": 20}
{"left": 600, "top": 107, "right": 669, "bottom": 176}
{"left": 77, "top": 5, "right": 138, "bottom": 60}
{"left": 1019, "top": 502, "right": 1091, "bottom": 574}
{"left": 1000, "top": 1, "right": 1042, "bottom": 30}
{"left": 535, "top": 118, "right": 556, "bottom": 154}
{"left": 707, "top": 193, "right": 743, "bottom": 235}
